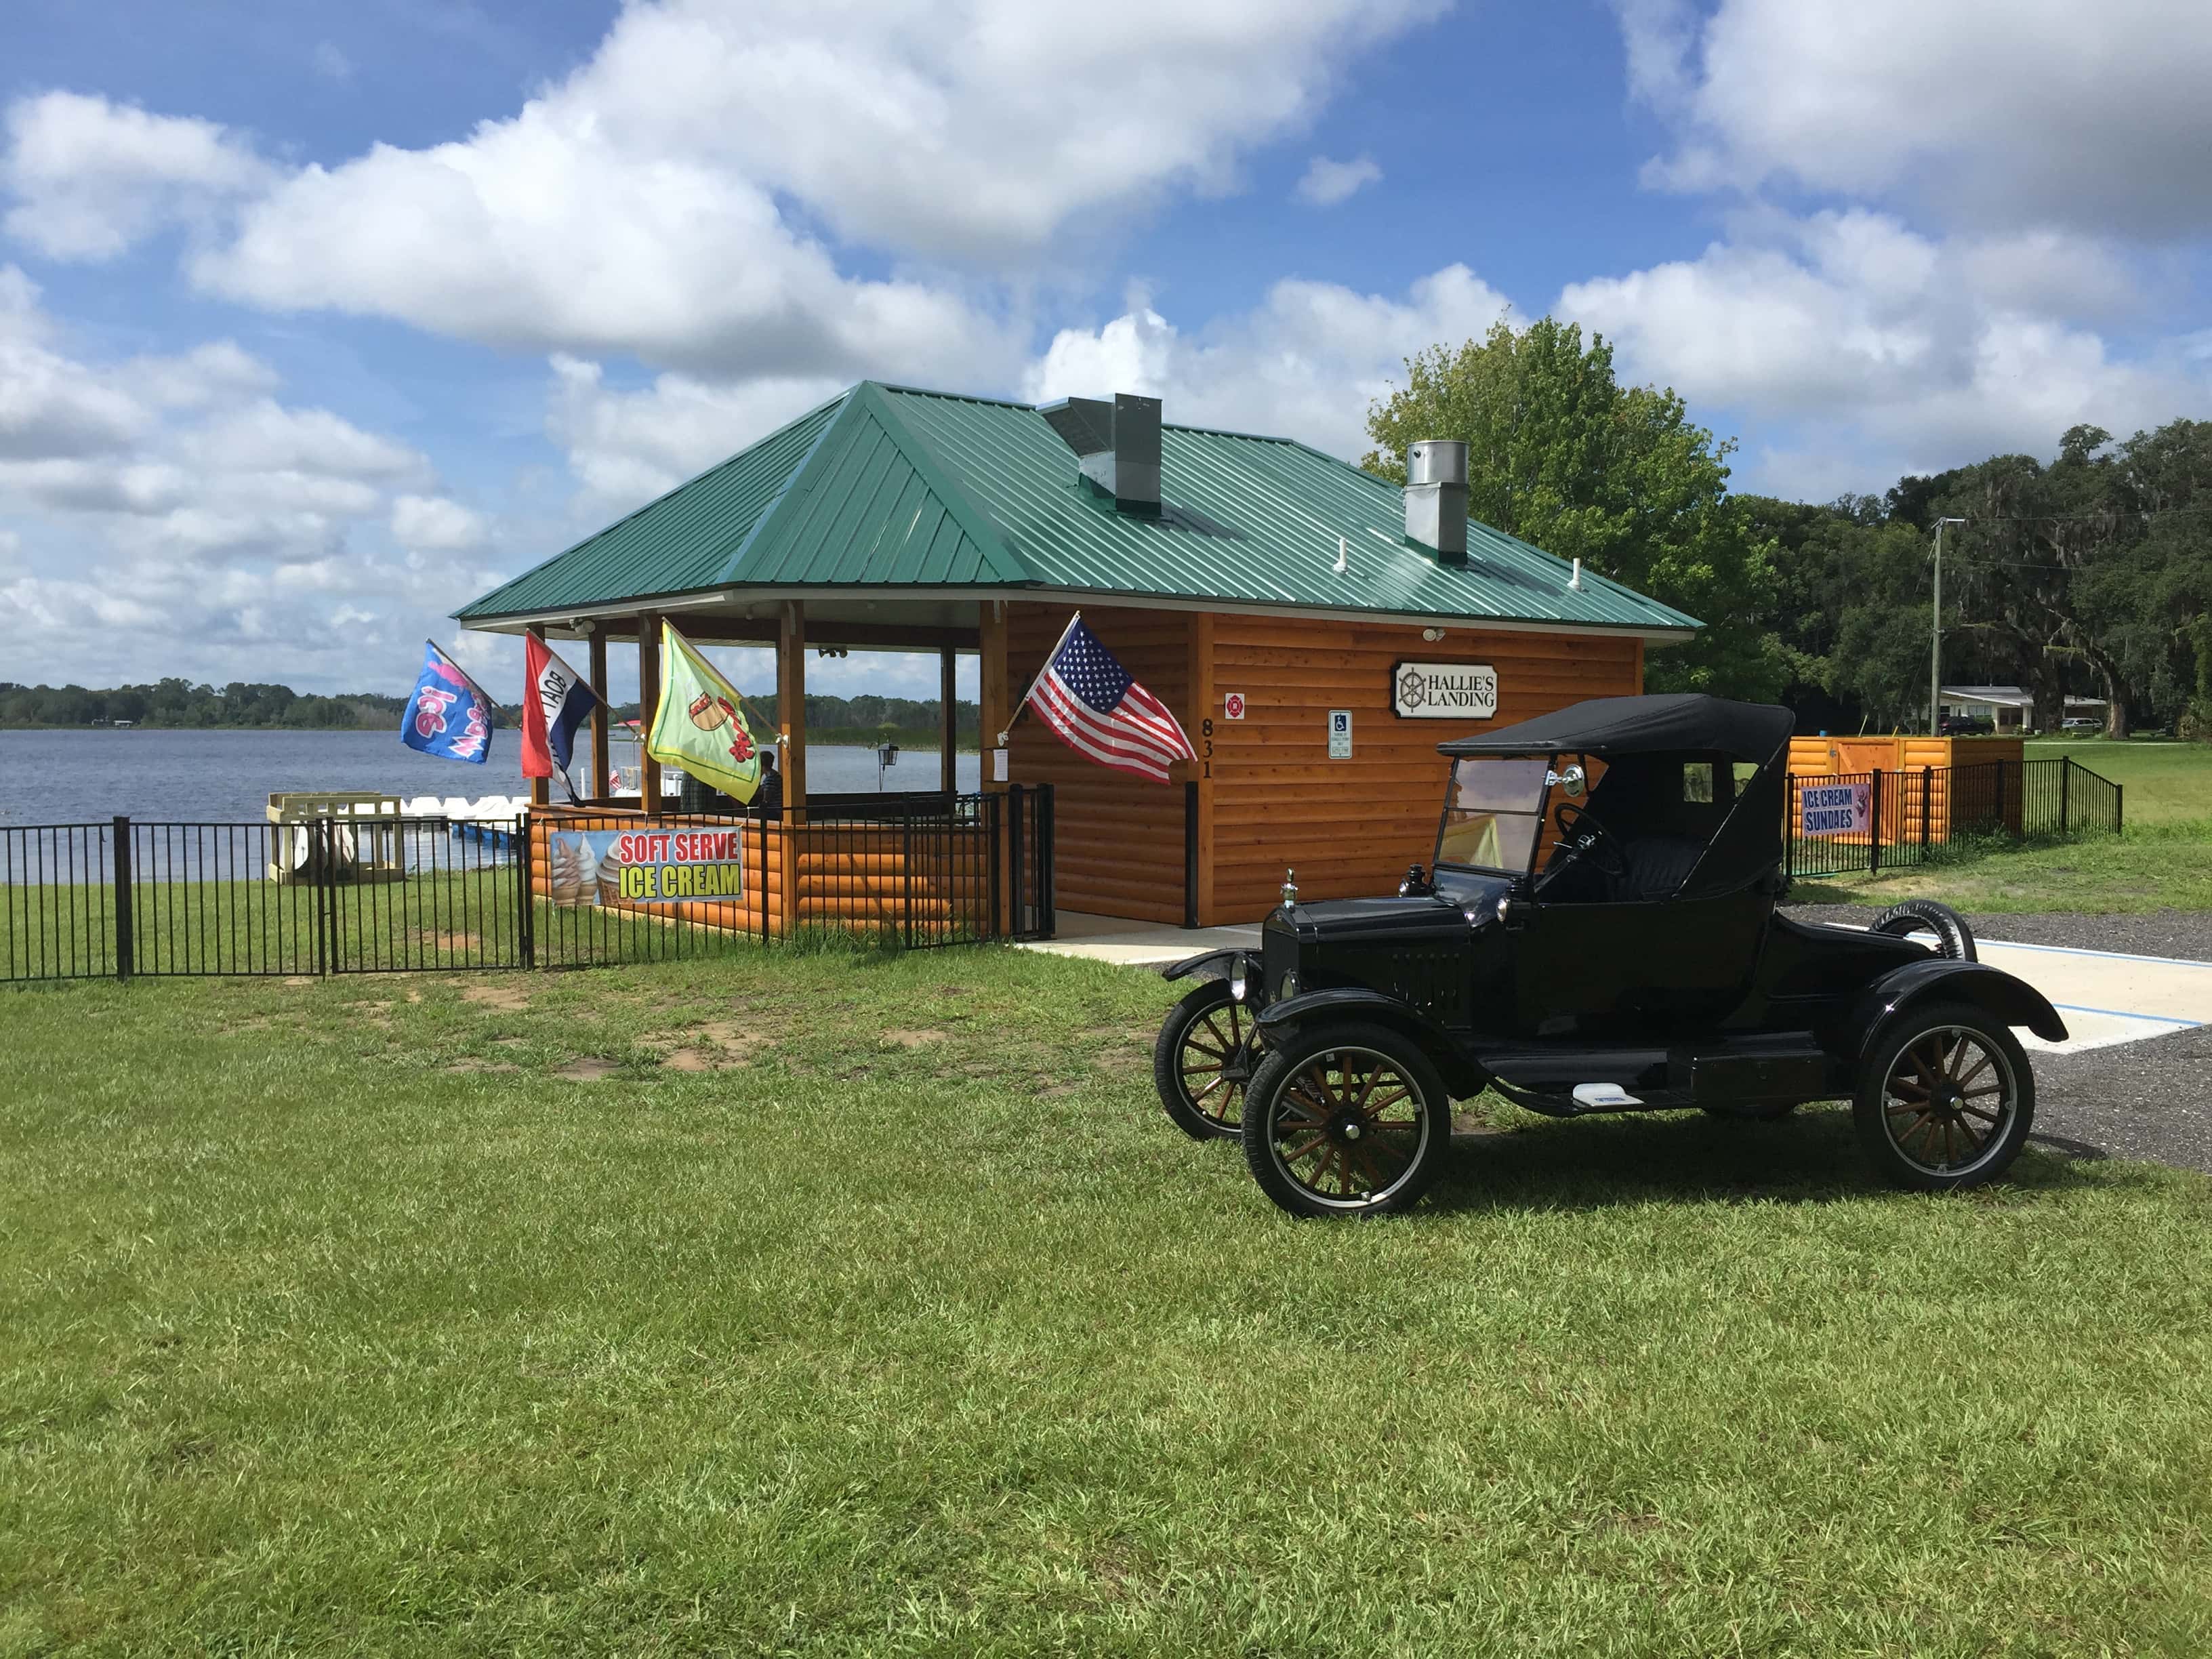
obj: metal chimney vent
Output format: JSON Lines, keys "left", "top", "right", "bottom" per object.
{"left": 1404, "top": 438, "right": 1467, "bottom": 562}
{"left": 1041, "top": 392, "right": 1162, "bottom": 516}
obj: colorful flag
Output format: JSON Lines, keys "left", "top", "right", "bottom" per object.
{"left": 645, "top": 621, "right": 763, "bottom": 802}
{"left": 521, "top": 634, "right": 602, "bottom": 796}
{"left": 1022, "top": 613, "right": 1195, "bottom": 783}
{"left": 400, "top": 641, "right": 494, "bottom": 765}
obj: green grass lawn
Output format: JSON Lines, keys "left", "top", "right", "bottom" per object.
{"left": 7, "top": 947, "right": 2212, "bottom": 1654}
{"left": 1792, "top": 819, "right": 2212, "bottom": 914}
{"left": 2026, "top": 737, "right": 2212, "bottom": 826}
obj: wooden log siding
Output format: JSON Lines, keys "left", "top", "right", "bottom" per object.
{"left": 1007, "top": 604, "right": 1195, "bottom": 926}
{"left": 527, "top": 804, "right": 993, "bottom": 939}
{"left": 1784, "top": 734, "right": 2026, "bottom": 843}
{"left": 1205, "top": 616, "right": 1640, "bottom": 922}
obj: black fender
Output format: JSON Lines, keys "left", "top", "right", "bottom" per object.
{"left": 1161, "top": 947, "right": 1254, "bottom": 985}
{"left": 1843, "top": 960, "right": 2068, "bottom": 1067}
{"left": 1255, "top": 988, "right": 1486, "bottom": 1099}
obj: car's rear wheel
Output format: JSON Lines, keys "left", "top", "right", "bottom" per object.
{"left": 1852, "top": 1002, "right": 2033, "bottom": 1191}
{"left": 1240, "top": 1023, "right": 1452, "bottom": 1217}
{"left": 1152, "top": 979, "right": 1252, "bottom": 1140}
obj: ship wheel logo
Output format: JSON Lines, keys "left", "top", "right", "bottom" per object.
{"left": 1396, "top": 666, "right": 1428, "bottom": 712}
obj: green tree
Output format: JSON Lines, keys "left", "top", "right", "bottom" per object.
{"left": 1364, "top": 317, "right": 1782, "bottom": 699}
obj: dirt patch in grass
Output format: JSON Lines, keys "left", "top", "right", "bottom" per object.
{"left": 554, "top": 1057, "right": 619, "bottom": 1082}
{"left": 413, "top": 930, "right": 482, "bottom": 951}
{"left": 463, "top": 983, "right": 533, "bottom": 1012}
{"left": 659, "top": 1049, "right": 717, "bottom": 1073}
{"left": 880, "top": 1029, "right": 947, "bottom": 1048}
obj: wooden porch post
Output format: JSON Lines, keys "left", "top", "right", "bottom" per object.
{"left": 637, "top": 611, "right": 661, "bottom": 811}
{"left": 979, "top": 600, "right": 1008, "bottom": 794}
{"left": 777, "top": 602, "right": 808, "bottom": 816}
{"left": 524, "top": 623, "right": 551, "bottom": 808}
{"left": 939, "top": 645, "right": 958, "bottom": 796}
{"left": 588, "top": 629, "right": 611, "bottom": 801}
{"left": 978, "top": 600, "right": 1012, "bottom": 935}
{"left": 777, "top": 602, "right": 806, "bottom": 939}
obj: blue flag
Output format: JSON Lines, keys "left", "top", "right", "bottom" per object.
{"left": 401, "top": 642, "right": 493, "bottom": 764}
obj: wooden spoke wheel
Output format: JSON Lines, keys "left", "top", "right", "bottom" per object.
{"left": 1240, "top": 1022, "right": 1451, "bottom": 1218}
{"left": 1153, "top": 980, "right": 1256, "bottom": 1141}
{"left": 1853, "top": 1002, "right": 2034, "bottom": 1191}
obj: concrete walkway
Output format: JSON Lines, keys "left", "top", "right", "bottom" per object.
{"left": 1021, "top": 910, "right": 2209, "bottom": 1058}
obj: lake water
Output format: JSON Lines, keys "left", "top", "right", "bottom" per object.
{"left": 0, "top": 729, "right": 981, "bottom": 826}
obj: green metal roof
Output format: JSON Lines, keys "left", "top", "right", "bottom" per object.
{"left": 458, "top": 381, "right": 1700, "bottom": 636}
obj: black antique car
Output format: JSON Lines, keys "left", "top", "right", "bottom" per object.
{"left": 1153, "top": 693, "right": 2066, "bottom": 1218}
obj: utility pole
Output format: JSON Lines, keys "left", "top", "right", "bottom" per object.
{"left": 1930, "top": 516, "right": 1965, "bottom": 736}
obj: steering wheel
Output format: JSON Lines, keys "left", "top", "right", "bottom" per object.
{"left": 1551, "top": 800, "right": 1628, "bottom": 880}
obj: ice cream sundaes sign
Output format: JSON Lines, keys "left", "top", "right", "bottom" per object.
{"left": 546, "top": 828, "right": 745, "bottom": 907}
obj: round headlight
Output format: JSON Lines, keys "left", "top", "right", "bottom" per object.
{"left": 1229, "top": 970, "right": 1248, "bottom": 1002}
{"left": 1279, "top": 970, "right": 1300, "bottom": 1000}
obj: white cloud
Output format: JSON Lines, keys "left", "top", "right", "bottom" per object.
{"left": 390, "top": 493, "right": 488, "bottom": 553}
{"left": 4, "top": 1, "right": 1446, "bottom": 380}
{"left": 1623, "top": 0, "right": 2212, "bottom": 238}
{"left": 1294, "top": 154, "right": 1382, "bottom": 207}
{"left": 1559, "top": 210, "right": 2208, "bottom": 492}
{"left": 1, "top": 91, "right": 273, "bottom": 260}
{"left": 0, "top": 272, "right": 501, "bottom": 689}
{"left": 548, "top": 356, "right": 844, "bottom": 513}
{"left": 1026, "top": 264, "right": 1513, "bottom": 459}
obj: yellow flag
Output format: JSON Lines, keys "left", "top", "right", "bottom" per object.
{"left": 647, "top": 621, "right": 763, "bottom": 802}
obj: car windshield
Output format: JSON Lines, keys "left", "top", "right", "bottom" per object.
{"left": 1436, "top": 755, "right": 1551, "bottom": 875}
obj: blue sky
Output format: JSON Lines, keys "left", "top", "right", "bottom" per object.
{"left": 3, "top": 0, "right": 2207, "bottom": 699}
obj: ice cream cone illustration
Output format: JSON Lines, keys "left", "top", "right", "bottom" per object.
{"left": 595, "top": 838, "right": 624, "bottom": 906}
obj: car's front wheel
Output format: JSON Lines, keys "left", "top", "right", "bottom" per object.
{"left": 1852, "top": 1002, "right": 2034, "bottom": 1191}
{"left": 1240, "top": 1022, "right": 1452, "bottom": 1217}
{"left": 1153, "top": 979, "right": 1254, "bottom": 1140}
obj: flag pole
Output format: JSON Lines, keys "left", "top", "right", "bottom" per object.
{"left": 429, "top": 639, "right": 516, "bottom": 728}
{"left": 998, "top": 610, "right": 1082, "bottom": 744}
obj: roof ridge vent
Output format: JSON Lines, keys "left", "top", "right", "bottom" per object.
{"left": 1040, "top": 392, "right": 1162, "bottom": 516}
{"left": 1404, "top": 438, "right": 1468, "bottom": 564}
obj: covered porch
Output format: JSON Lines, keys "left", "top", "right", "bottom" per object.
{"left": 470, "top": 594, "right": 1051, "bottom": 946}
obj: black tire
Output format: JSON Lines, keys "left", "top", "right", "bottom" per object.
{"left": 1852, "top": 1002, "right": 2034, "bottom": 1191}
{"left": 1152, "top": 980, "right": 1254, "bottom": 1140}
{"left": 1870, "top": 899, "right": 1977, "bottom": 962}
{"left": 1240, "top": 1022, "right": 1452, "bottom": 1217}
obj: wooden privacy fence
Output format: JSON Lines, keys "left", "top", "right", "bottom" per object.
{"left": 1786, "top": 756, "right": 2120, "bottom": 881}
{"left": 0, "top": 790, "right": 1054, "bottom": 984}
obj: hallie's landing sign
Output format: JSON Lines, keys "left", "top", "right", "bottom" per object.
{"left": 1392, "top": 661, "right": 1498, "bottom": 720}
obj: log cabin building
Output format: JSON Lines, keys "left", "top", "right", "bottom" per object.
{"left": 457, "top": 383, "right": 1698, "bottom": 937}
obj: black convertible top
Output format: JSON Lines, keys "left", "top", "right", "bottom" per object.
{"left": 1438, "top": 693, "right": 1793, "bottom": 766}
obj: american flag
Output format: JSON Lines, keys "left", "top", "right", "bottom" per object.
{"left": 1025, "top": 614, "right": 1196, "bottom": 783}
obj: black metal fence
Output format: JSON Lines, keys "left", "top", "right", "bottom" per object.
{"left": 1, "top": 788, "right": 1054, "bottom": 985}
{"left": 1786, "top": 756, "right": 2121, "bottom": 882}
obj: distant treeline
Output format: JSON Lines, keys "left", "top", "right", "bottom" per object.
{"left": 610, "top": 693, "right": 983, "bottom": 739}
{"left": 0, "top": 678, "right": 408, "bottom": 731}
{"left": 3, "top": 678, "right": 986, "bottom": 739}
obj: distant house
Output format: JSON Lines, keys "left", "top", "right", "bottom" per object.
{"left": 1938, "top": 686, "right": 2107, "bottom": 735}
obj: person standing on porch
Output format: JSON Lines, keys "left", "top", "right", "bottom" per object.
{"left": 753, "top": 750, "right": 783, "bottom": 820}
